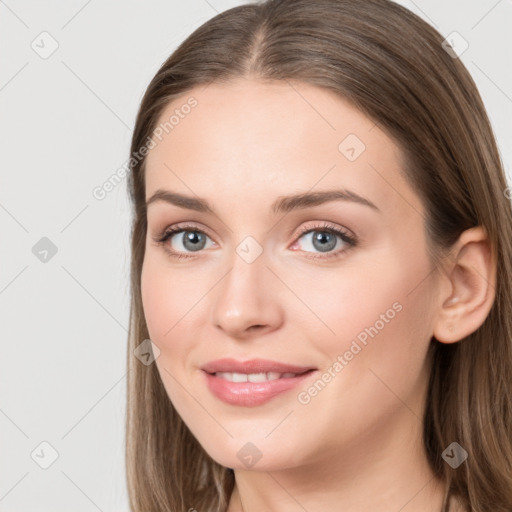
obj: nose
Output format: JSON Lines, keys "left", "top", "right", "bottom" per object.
{"left": 212, "top": 247, "right": 284, "bottom": 340}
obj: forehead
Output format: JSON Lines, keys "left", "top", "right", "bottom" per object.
{"left": 144, "top": 78, "right": 422, "bottom": 219}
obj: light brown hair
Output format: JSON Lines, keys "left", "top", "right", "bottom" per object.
{"left": 125, "top": 0, "right": 512, "bottom": 510}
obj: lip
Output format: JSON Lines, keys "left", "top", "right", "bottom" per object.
{"left": 200, "top": 358, "right": 316, "bottom": 374}
{"left": 200, "top": 358, "right": 317, "bottom": 407}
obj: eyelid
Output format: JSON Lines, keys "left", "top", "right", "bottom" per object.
{"left": 290, "top": 221, "right": 357, "bottom": 259}
{"left": 153, "top": 220, "right": 358, "bottom": 260}
{"left": 152, "top": 221, "right": 215, "bottom": 243}
{"left": 293, "top": 220, "right": 356, "bottom": 241}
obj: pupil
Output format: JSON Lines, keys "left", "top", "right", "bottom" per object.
{"left": 313, "top": 231, "right": 336, "bottom": 252}
{"left": 184, "top": 231, "right": 205, "bottom": 251}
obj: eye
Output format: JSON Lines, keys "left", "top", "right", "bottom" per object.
{"left": 153, "top": 221, "right": 358, "bottom": 261}
{"left": 153, "top": 223, "right": 215, "bottom": 259}
{"left": 291, "top": 222, "right": 357, "bottom": 260}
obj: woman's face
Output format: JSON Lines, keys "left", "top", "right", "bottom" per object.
{"left": 141, "top": 78, "right": 440, "bottom": 471}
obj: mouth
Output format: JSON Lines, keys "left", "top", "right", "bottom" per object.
{"left": 200, "top": 359, "right": 317, "bottom": 407}
{"left": 208, "top": 369, "right": 314, "bottom": 382}
{"left": 200, "top": 357, "right": 316, "bottom": 375}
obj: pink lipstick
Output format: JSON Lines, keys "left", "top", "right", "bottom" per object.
{"left": 201, "top": 358, "right": 317, "bottom": 407}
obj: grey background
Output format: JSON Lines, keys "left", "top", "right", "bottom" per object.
{"left": 0, "top": 0, "right": 510, "bottom": 510}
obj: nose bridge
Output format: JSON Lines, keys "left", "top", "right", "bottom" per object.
{"left": 212, "top": 236, "right": 282, "bottom": 336}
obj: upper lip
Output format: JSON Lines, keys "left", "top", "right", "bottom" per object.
{"left": 201, "top": 358, "right": 316, "bottom": 375}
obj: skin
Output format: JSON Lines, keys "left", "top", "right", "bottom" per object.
{"left": 141, "top": 77, "right": 495, "bottom": 512}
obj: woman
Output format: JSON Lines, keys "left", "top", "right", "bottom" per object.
{"left": 125, "top": 0, "right": 512, "bottom": 510}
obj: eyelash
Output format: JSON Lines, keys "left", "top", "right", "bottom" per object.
{"left": 153, "top": 221, "right": 358, "bottom": 261}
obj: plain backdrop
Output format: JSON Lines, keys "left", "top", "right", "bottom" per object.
{"left": 0, "top": 0, "right": 511, "bottom": 510}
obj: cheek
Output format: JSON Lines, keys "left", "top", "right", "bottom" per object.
{"left": 305, "top": 253, "right": 436, "bottom": 417}
{"left": 140, "top": 257, "right": 193, "bottom": 406}
{"left": 140, "top": 252, "right": 210, "bottom": 374}
{"left": 141, "top": 252, "right": 201, "bottom": 341}
{"left": 140, "top": 259, "right": 169, "bottom": 341}
{"left": 284, "top": 257, "right": 425, "bottom": 357}
{"left": 283, "top": 264, "right": 435, "bottom": 458}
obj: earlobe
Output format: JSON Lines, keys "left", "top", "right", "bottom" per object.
{"left": 433, "top": 226, "right": 496, "bottom": 344}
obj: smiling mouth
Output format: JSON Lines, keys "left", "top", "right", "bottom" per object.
{"left": 202, "top": 368, "right": 317, "bottom": 407}
{"left": 209, "top": 370, "right": 314, "bottom": 382}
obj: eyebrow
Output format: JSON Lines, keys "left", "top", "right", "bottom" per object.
{"left": 145, "top": 188, "right": 380, "bottom": 215}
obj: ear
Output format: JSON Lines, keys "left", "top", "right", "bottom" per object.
{"left": 433, "top": 226, "right": 496, "bottom": 344}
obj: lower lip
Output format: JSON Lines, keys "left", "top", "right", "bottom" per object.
{"left": 203, "top": 370, "right": 316, "bottom": 407}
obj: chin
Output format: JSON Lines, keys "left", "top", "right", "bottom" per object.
{"left": 196, "top": 435, "right": 304, "bottom": 472}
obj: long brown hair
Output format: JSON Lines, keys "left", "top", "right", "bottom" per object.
{"left": 125, "top": 0, "right": 512, "bottom": 510}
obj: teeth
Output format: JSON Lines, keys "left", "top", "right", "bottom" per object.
{"left": 248, "top": 373, "right": 268, "bottom": 383}
{"left": 215, "top": 371, "right": 299, "bottom": 382}
{"left": 232, "top": 372, "right": 247, "bottom": 383}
